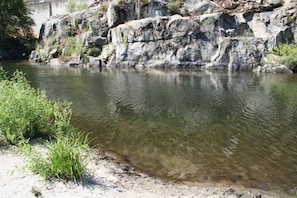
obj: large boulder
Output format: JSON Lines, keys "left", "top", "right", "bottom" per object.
{"left": 34, "top": 0, "right": 297, "bottom": 71}
{"left": 253, "top": 64, "right": 293, "bottom": 73}
{"left": 107, "top": 0, "right": 168, "bottom": 28}
{"left": 101, "top": 1, "right": 297, "bottom": 70}
{"left": 184, "top": 0, "right": 219, "bottom": 15}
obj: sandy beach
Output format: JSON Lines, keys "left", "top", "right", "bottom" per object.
{"left": 0, "top": 144, "right": 288, "bottom": 198}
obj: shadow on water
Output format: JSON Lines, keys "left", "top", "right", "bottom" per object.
{"left": 2, "top": 61, "right": 297, "bottom": 195}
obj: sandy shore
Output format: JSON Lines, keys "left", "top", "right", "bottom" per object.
{"left": 0, "top": 146, "right": 287, "bottom": 198}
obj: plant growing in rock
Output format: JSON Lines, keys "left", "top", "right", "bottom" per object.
{"left": 166, "top": 0, "right": 185, "bottom": 15}
{"left": 86, "top": 47, "right": 101, "bottom": 57}
{"left": 269, "top": 42, "right": 297, "bottom": 70}
{"left": 62, "top": 37, "right": 86, "bottom": 60}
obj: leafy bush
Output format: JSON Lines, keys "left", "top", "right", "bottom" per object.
{"left": 0, "top": 67, "right": 90, "bottom": 181}
{"left": 0, "top": 69, "right": 74, "bottom": 144}
{"left": 270, "top": 43, "right": 297, "bottom": 69}
{"left": 0, "top": 70, "right": 69, "bottom": 144}
{"left": 166, "top": 0, "right": 184, "bottom": 15}
{"left": 0, "top": 67, "right": 8, "bottom": 80}
{"left": 86, "top": 47, "right": 101, "bottom": 57}
{"left": 63, "top": 37, "right": 85, "bottom": 58}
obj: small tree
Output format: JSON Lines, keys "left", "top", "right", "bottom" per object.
{"left": 0, "top": 0, "right": 34, "bottom": 40}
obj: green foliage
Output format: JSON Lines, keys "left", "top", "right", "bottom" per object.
{"left": 63, "top": 37, "right": 85, "bottom": 58}
{"left": 86, "top": 47, "right": 101, "bottom": 57}
{"left": 0, "top": 0, "right": 34, "bottom": 39}
{"left": 270, "top": 43, "right": 297, "bottom": 69}
{"left": 0, "top": 0, "right": 36, "bottom": 59}
{"left": 166, "top": 0, "right": 184, "bottom": 15}
{"left": 29, "top": 133, "right": 89, "bottom": 181}
{"left": 0, "top": 70, "right": 72, "bottom": 144}
{"left": 100, "top": 3, "right": 109, "bottom": 13}
{"left": 65, "top": 0, "right": 88, "bottom": 13}
{"left": 0, "top": 67, "right": 8, "bottom": 80}
{"left": 0, "top": 67, "right": 90, "bottom": 181}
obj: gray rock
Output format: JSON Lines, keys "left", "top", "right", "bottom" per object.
{"left": 274, "top": 65, "right": 293, "bottom": 73}
{"left": 267, "top": 0, "right": 282, "bottom": 7}
{"left": 35, "top": 0, "right": 297, "bottom": 71}
{"left": 101, "top": 1, "right": 297, "bottom": 70}
{"left": 107, "top": 0, "right": 168, "bottom": 28}
{"left": 253, "top": 64, "right": 293, "bottom": 73}
{"left": 88, "top": 36, "right": 107, "bottom": 47}
{"left": 49, "top": 48, "right": 60, "bottom": 58}
{"left": 107, "top": 1, "right": 121, "bottom": 28}
{"left": 185, "top": 0, "right": 218, "bottom": 15}
{"left": 222, "top": 0, "right": 239, "bottom": 9}
{"left": 103, "top": 11, "right": 271, "bottom": 70}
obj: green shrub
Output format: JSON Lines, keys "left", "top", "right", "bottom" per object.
{"left": 0, "top": 67, "right": 8, "bottom": 80}
{"left": 63, "top": 37, "right": 85, "bottom": 58}
{"left": 29, "top": 132, "right": 89, "bottom": 181}
{"left": 0, "top": 68, "right": 90, "bottom": 181}
{"left": 86, "top": 47, "right": 101, "bottom": 57}
{"left": 0, "top": 70, "right": 72, "bottom": 144}
{"left": 166, "top": 0, "right": 184, "bottom": 15}
{"left": 270, "top": 43, "right": 297, "bottom": 69}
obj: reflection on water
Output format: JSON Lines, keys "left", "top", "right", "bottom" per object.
{"left": 2, "top": 62, "right": 297, "bottom": 195}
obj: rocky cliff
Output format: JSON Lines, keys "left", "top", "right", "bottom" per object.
{"left": 33, "top": 0, "right": 297, "bottom": 71}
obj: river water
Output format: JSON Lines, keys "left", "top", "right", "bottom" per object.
{"left": 2, "top": 61, "right": 297, "bottom": 195}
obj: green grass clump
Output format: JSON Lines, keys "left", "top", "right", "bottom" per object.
{"left": 29, "top": 132, "right": 89, "bottom": 181}
{"left": 0, "top": 67, "right": 90, "bottom": 181}
{"left": 270, "top": 43, "right": 297, "bottom": 70}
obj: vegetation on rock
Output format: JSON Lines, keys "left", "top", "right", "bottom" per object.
{"left": 166, "top": 0, "right": 184, "bottom": 15}
{"left": 62, "top": 37, "right": 85, "bottom": 59}
{"left": 268, "top": 42, "right": 297, "bottom": 70}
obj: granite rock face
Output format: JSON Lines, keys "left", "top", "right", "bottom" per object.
{"left": 36, "top": 0, "right": 297, "bottom": 71}
{"left": 104, "top": 1, "right": 296, "bottom": 70}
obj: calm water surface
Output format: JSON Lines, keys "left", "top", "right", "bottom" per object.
{"left": 2, "top": 61, "right": 297, "bottom": 195}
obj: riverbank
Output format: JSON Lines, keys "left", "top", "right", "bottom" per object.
{"left": 0, "top": 145, "right": 287, "bottom": 198}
